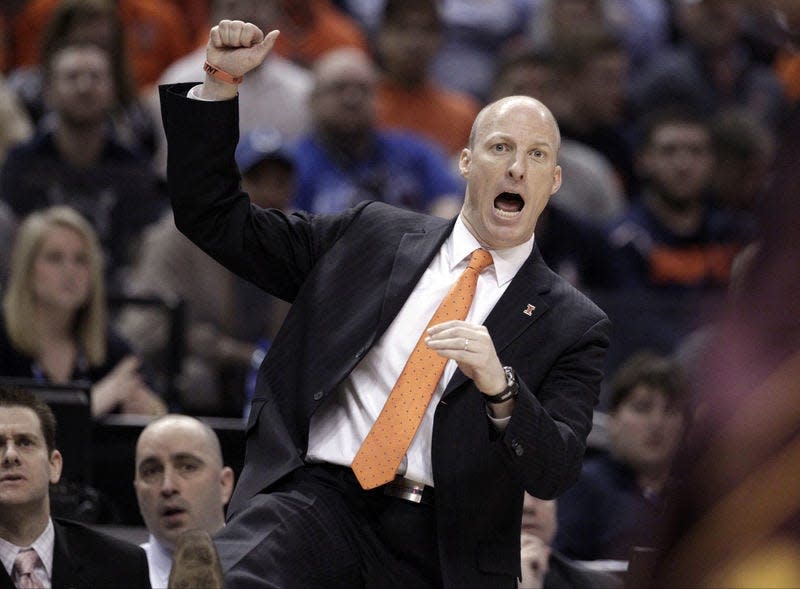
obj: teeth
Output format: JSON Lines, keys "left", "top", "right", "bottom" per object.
{"left": 495, "top": 208, "right": 522, "bottom": 218}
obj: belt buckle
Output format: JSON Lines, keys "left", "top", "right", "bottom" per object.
{"left": 383, "top": 476, "right": 426, "bottom": 504}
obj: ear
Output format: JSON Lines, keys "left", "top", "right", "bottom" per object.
{"left": 49, "top": 450, "right": 63, "bottom": 485}
{"left": 550, "top": 165, "right": 562, "bottom": 195}
{"left": 458, "top": 148, "right": 472, "bottom": 179}
{"left": 219, "top": 466, "right": 235, "bottom": 506}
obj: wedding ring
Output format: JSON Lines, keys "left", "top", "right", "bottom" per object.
{"left": 464, "top": 338, "right": 470, "bottom": 351}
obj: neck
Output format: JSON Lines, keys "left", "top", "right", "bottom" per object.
{"left": 318, "top": 128, "right": 372, "bottom": 161}
{"left": 53, "top": 119, "right": 107, "bottom": 168}
{"left": 0, "top": 505, "right": 49, "bottom": 547}
{"left": 34, "top": 304, "right": 76, "bottom": 341}
{"left": 645, "top": 190, "right": 705, "bottom": 236}
{"left": 637, "top": 468, "right": 670, "bottom": 495}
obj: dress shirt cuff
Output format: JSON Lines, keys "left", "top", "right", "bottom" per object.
{"left": 187, "top": 84, "right": 223, "bottom": 101}
{"left": 487, "top": 410, "right": 511, "bottom": 431}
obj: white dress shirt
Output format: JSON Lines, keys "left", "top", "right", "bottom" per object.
{"left": 140, "top": 535, "right": 173, "bottom": 589}
{"left": 0, "top": 518, "right": 55, "bottom": 588}
{"left": 306, "top": 216, "right": 534, "bottom": 486}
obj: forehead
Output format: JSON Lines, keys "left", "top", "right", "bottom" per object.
{"left": 650, "top": 123, "right": 711, "bottom": 146}
{"left": 136, "top": 421, "right": 213, "bottom": 462}
{"left": 315, "top": 53, "right": 374, "bottom": 87}
{"left": 476, "top": 99, "right": 558, "bottom": 146}
{"left": 51, "top": 46, "right": 111, "bottom": 73}
{"left": 40, "top": 225, "right": 86, "bottom": 248}
{"left": 0, "top": 406, "right": 43, "bottom": 437}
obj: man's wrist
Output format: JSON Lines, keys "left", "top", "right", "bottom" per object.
{"left": 482, "top": 366, "right": 519, "bottom": 404}
{"left": 198, "top": 73, "right": 239, "bottom": 101}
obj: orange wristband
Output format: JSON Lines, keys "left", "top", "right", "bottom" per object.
{"left": 203, "top": 60, "right": 243, "bottom": 85}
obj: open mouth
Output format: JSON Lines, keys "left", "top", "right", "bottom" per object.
{"left": 494, "top": 192, "right": 524, "bottom": 217}
{"left": 160, "top": 506, "right": 186, "bottom": 518}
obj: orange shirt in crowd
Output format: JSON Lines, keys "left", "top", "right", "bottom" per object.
{"left": 775, "top": 48, "right": 800, "bottom": 103}
{"left": 9, "top": 0, "right": 192, "bottom": 89}
{"left": 273, "top": 0, "right": 368, "bottom": 68}
{"left": 376, "top": 79, "right": 481, "bottom": 157}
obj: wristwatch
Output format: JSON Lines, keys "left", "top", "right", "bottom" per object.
{"left": 483, "top": 366, "right": 519, "bottom": 404}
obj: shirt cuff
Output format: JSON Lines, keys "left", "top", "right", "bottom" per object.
{"left": 187, "top": 84, "right": 216, "bottom": 101}
{"left": 487, "top": 411, "right": 511, "bottom": 431}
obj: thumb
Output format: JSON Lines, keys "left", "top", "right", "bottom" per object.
{"left": 254, "top": 29, "right": 280, "bottom": 60}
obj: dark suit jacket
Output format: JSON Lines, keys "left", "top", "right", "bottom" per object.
{"left": 0, "top": 518, "right": 150, "bottom": 589}
{"left": 160, "top": 82, "right": 611, "bottom": 588}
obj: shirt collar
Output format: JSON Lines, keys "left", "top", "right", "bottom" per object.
{"left": 0, "top": 518, "right": 54, "bottom": 579}
{"left": 449, "top": 215, "right": 535, "bottom": 287}
{"left": 146, "top": 534, "right": 174, "bottom": 577}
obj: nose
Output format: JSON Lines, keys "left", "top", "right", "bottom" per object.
{"left": 1, "top": 441, "right": 21, "bottom": 465}
{"left": 159, "top": 466, "right": 179, "bottom": 496}
{"left": 507, "top": 152, "right": 525, "bottom": 181}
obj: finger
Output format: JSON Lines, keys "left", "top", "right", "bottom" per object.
{"left": 239, "top": 22, "right": 264, "bottom": 47}
{"left": 209, "top": 26, "right": 223, "bottom": 47}
{"left": 260, "top": 29, "right": 280, "bottom": 51}
{"left": 427, "top": 319, "right": 466, "bottom": 335}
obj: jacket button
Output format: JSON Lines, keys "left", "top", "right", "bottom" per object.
{"left": 511, "top": 439, "right": 524, "bottom": 456}
{"left": 313, "top": 391, "right": 324, "bottom": 401}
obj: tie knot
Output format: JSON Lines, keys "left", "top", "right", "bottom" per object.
{"left": 468, "top": 248, "right": 493, "bottom": 273}
{"left": 14, "top": 548, "right": 39, "bottom": 575}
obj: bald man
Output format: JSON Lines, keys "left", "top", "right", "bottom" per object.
{"left": 159, "top": 19, "right": 610, "bottom": 588}
{"left": 133, "top": 415, "right": 234, "bottom": 588}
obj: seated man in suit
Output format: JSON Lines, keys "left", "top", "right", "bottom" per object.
{"left": 0, "top": 385, "right": 150, "bottom": 589}
{"left": 160, "top": 19, "right": 610, "bottom": 588}
{"left": 134, "top": 414, "right": 234, "bottom": 588}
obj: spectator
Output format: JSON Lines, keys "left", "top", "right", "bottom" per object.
{"left": 607, "top": 107, "right": 752, "bottom": 291}
{"left": 631, "top": 0, "right": 787, "bottom": 130}
{"left": 0, "top": 206, "right": 166, "bottom": 417}
{"left": 117, "top": 128, "right": 294, "bottom": 416}
{"left": 0, "top": 41, "right": 165, "bottom": 289}
{"left": 520, "top": 494, "right": 622, "bottom": 589}
{"left": 0, "top": 73, "right": 33, "bottom": 165}
{"left": 272, "top": 0, "right": 369, "bottom": 68}
{"left": 373, "top": 0, "right": 481, "bottom": 158}
{"left": 150, "top": 0, "right": 312, "bottom": 178}
{"left": 6, "top": 0, "right": 159, "bottom": 155}
{"left": 10, "top": 0, "right": 192, "bottom": 90}
{"left": 292, "top": 47, "right": 463, "bottom": 216}
{"left": 554, "top": 352, "right": 689, "bottom": 561}
{"left": 134, "top": 414, "right": 235, "bottom": 588}
{"left": 550, "top": 28, "right": 636, "bottom": 195}
{"left": 0, "top": 384, "right": 151, "bottom": 588}
{"left": 710, "top": 107, "right": 775, "bottom": 217}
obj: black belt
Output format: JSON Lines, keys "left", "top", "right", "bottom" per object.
{"left": 382, "top": 475, "right": 435, "bottom": 506}
{"left": 306, "top": 463, "right": 435, "bottom": 506}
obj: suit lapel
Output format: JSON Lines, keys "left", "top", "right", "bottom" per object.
{"left": 51, "top": 521, "right": 82, "bottom": 589}
{"left": 0, "top": 565, "right": 14, "bottom": 589}
{"left": 375, "top": 220, "right": 454, "bottom": 337}
{"left": 443, "top": 246, "right": 554, "bottom": 396}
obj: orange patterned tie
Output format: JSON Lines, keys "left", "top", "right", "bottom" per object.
{"left": 351, "top": 248, "right": 494, "bottom": 489}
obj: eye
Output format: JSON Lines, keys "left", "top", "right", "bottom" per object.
{"left": 138, "top": 462, "right": 163, "bottom": 481}
{"left": 493, "top": 143, "right": 508, "bottom": 153}
{"left": 530, "top": 149, "right": 545, "bottom": 159}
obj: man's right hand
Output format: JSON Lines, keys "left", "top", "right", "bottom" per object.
{"left": 200, "top": 20, "right": 280, "bottom": 100}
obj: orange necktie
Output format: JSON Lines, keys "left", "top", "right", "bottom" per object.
{"left": 351, "top": 248, "right": 494, "bottom": 489}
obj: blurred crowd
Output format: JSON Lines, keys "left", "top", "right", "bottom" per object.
{"left": 0, "top": 0, "right": 798, "bottom": 585}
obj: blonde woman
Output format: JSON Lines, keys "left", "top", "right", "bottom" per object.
{"left": 0, "top": 206, "right": 166, "bottom": 417}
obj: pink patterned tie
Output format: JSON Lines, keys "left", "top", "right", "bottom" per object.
{"left": 13, "top": 548, "right": 44, "bottom": 589}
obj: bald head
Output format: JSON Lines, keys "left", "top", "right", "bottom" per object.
{"left": 133, "top": 414, "right": 234, "bottom": 550}
{"left": 469, "top": 95, "right": 561, "bottom": 153}
{"left": 136, "top": 414, "right": 223, "bottom": 467}
{"left": 312, "top": 47, "right": 376, "bottom": 88}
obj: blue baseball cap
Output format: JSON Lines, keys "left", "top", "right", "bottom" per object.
{"left": 235, "top": 127, "right": 295, "bottom": 175}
